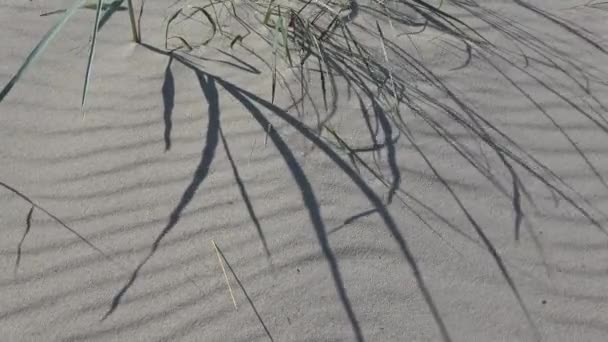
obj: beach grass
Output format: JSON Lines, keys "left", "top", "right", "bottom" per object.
{"left": 0, "top": 0, "right": 474, "bottom": 113}
{"left": 0, "top": 0, "right": 140, "bottom": 114}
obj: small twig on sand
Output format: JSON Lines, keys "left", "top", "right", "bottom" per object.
{"left": 212, "top": 240, "right": 238, "bottom": 310}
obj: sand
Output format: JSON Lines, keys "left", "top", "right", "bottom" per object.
{"left": 1, "top": 0, "right": 608, "bottom": 341}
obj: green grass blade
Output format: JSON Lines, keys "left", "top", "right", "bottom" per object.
{"left": 0, "top": 0, "right": 87, "bottom": 104}
{"left": 277, "top": 15, "right": 293, "bottom": 66}
{"left": 271, "top": 19, "right": 280, "bottom": 103}
{"left": 81, "top": 0, "right": 104, "bottom": 115}
{"left": 308, "top": 29, "right": 327, "bottom": 111}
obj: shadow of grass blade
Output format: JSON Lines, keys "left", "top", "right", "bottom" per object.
{"left": 191, "top": 7, "right": 217, "bottom": 46}
{"left": 230, "top": 35, "right": 243, "bottom": 49}
{"left": 99, "top": 0, "right": 127, "bottom": 30}
{"left": 0, "top": 0, "right": 87, "bottom": 104}
{"left": 272, "top": 18, "right": 280, "bottom": 103}
{"left": 81, "top": 0, "right": 105, "bottom": 116}
{"left": 165, "top": 9, "right": 182, "bottom": 50}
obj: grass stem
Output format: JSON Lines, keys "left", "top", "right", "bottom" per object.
{"left": 212, "top": 240, "right": 238, "bottom": 310}
{"left": 126, "top": 0, "right": 140, "bottom": 43}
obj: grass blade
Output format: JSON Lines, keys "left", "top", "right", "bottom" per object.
{"left": 125, "top": 0, "right": 139, "bottom": 42}
{"left": 81, "top": 0, "right": 105, "bottom": 115}
{"left": 212, "top": 240, "right": 238, "bottom": 310}
{"left": 277, "top": 15, "right": 293, "bottom": 66}
{"left": 0, "top": 0, "right": 87, "bottom": 104}
{"left": 308, "top": 29, "right": 327, "bottom": 111}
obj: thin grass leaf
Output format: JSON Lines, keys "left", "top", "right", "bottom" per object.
{"left": 309, "top": 30, "right": 327, "bottom": 111}
{"left": 318, "top": 54, "right": 327, "bottom": 111}
{"left": 40, "top": 0, "right": 124, "bottom": 16}
{"left": 375, "top": 21, "right": 398, "bottom": 112}
{"left": 211, "top": 240, "right": 238, "bottom": 310}
{"left": 0, "top": 0, "right": 87, "bottom": 104}
{"left": 277, "top": 15, "right": 293, "bottom": 66}
{"left": 81, "top": 0, "right": 104, "bottom": 115}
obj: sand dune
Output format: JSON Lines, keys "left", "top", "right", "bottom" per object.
{"left": 2, "top": 0, "right": 608, "bottom": 341}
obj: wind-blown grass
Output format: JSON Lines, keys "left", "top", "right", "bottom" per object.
{"left": 0, "top": 0, "right": 140, "bottom": 112}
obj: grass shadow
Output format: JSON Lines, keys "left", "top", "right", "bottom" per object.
{"left": 162, "top": 55, "right": 175, "bottom": 151}
{"left": 104, "top": 70, "right": 221, "bottom": 319}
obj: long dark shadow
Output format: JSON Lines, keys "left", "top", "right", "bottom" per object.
{"left": 220, "top": 81, "right": 365, "bottom": 342}
{"left": 104, "top": 71, "right": 220, "bottom": 319}
{"left": 219, "top": 125, "right": 272, "bottom": 263}
{"left": 305, "top": 31, "right": 567, "bottom": 337}
{"left": 373, "top": 99, "right": 400, "bottom": 204}
{"left": 217, "top": 79, "right": 451, "bottom": 342}
{"left": 401, "top": 126, "right": 542, "bottom": 341}
{"left": 380, "top": 39, "right": 607, "bottom": 226}
{"left": 162, "top": 55, "right": 175, "bottom": 151}
{"left": 478, "top": 50, "right": 608, "bottom": 192}
{"left": 141, "top": 41, "right": 451, "bottom": 341}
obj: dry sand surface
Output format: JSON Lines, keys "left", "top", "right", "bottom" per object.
{"left": 1, "top": 0, "right": 608, "bottom": 341}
